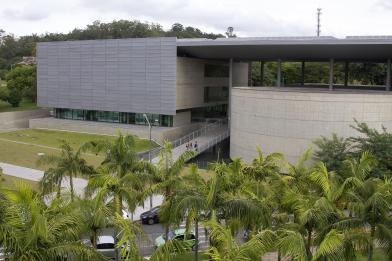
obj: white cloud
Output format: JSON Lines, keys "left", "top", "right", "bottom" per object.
{"left": 0, "top": 0, "right": 391, "bottom": 37}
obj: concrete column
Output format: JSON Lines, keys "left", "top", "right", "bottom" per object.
{"left": 344, "top": 61, "right": 349, "bottom": 87}
{"left": 301, "top": 61, "right": 305, "bottom": 86}
{"left": 387, "top": 59, "right": 391, "bottom": 91}
{"left": 248, "top": 61, "right": 252, "bottom": 87}
{"left": 329, "top": 58, "right": 334, "bottom": 91}
{"left": 277, "top": 59, "right": 282, "bottom": 87}
{"left": 260, "top": 61, "right": 264, "bottom": 86}
{"left": 228, "top": 58, "right": 233, "bottom": 123}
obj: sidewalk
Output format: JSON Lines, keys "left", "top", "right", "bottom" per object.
{"left": 0, "top": 162, "right": 162, "bottom": 220}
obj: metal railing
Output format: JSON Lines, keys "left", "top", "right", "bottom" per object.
{"left": 195, "top": 129, "right": 230, "bottom": 156}
{"left": 139, "top": 119, "right": 228, "bottom": 162}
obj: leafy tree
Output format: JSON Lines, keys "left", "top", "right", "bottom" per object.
{"left": 5, "top": 65, "right": 36, "bottom": 106}
{"left": 350, "top": 120, "right": 392, "bottom": 177}
{"left": 225, "top": 27, "right": 236, "bottom": 38}
{"left": 313, "top": 133, "right": 352, "bottom": 172}
{"left": 0, "top": 84, "right": 8, "bottom": 102}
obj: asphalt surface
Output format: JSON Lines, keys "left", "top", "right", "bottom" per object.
{"left": 99, "top": 220, "right": 211, "bottom": 257}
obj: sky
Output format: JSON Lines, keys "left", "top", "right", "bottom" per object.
{"left": 1, "top": 0, "right": 392, "bottom": 38}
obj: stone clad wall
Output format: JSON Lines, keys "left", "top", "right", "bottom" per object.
{"left": 0, "top": 109, "right": 50, "bottom": 130}
{"left": 230, "top": 87, "right": 392, "bottom": 163}
{"left": 176, "top": 57, "right": 248, "bottom": 110}
{"left": 29, "top": 117, "right": 201, "bottom": 143}
{"left": 37, "top": 38, "right": 177, "bottom": 115}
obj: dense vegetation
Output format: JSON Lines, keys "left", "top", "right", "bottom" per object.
{"left": 1, "top": 122, "right": 392, "bottom": 260}
{"left": 250, "top": 61, "right": 388, "bottom": 87}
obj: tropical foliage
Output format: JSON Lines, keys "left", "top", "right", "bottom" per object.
{"left": 2, "top": 125, "right": 392, "bottom": 260}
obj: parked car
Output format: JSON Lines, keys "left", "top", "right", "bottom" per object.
{"left": 122, "top": 209, "right": 131, "bottom": 219}
{"left": 154, "top": 228, "right": 196, "bottom": 250}
{"left": 0, "top": 247, "right": 8, "bottom": 261}
{"left": 83, "top": 236, "right": 117, "bottom": 260}
{"left": 96, "top": 236, "right": 117, "bottom": 259}
{"left": 140, "top": 206, "right": 160, "bottom": 225}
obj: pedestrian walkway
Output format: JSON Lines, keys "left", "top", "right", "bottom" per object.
{"left": 141, "top": 120, "right": 229, "bottom": 164}
{"left": 0, "top": 162, "right": 162, "bottom": 220}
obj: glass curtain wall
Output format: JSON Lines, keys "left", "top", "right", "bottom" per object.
{"left": 54, "top": 108, "right": 173, "bottom": 127}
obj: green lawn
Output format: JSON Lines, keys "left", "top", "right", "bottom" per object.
{"left": 1, "top": 173, "right": 39, "bottom": 191}
{"left": 0, "top": 100, "right": 38, "bottom": 112}
{"left": 0, "top": 129, "right": 157, "bottom": 170}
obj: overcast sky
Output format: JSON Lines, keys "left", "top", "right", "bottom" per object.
{"left": 1, "top": 0, "right": 392, "bottom": 38}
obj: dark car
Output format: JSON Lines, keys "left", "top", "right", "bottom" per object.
{"left": 140, "top": 206, "right": 160, "bottom": 225}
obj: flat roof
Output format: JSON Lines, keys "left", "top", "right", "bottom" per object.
{"left": 234, "top": 86, "right": 392, "bottom": 95}
{"left": 177, "top": 36, "right": 392, "bottom": 61}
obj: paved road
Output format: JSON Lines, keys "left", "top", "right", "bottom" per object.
{"left": 100, "top": 221, "right": 209, "bottom": 257}
{"left": 0, "top": 162, "right": 163, "bottom": 220}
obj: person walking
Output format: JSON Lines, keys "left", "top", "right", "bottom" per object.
{"left": 194, "top": 141, "right": 198, "bottom": 152}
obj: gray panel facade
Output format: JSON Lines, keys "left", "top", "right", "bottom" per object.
{"left": 37, "top": 37, "right": 177, "bottom": 115}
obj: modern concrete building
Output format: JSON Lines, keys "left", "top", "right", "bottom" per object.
{"left": 36, "top": 36, "right": 392, "bottom": 162}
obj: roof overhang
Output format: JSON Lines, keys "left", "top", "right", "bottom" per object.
{"left": 177, "top": 36, "right": 392, "bottom": 61}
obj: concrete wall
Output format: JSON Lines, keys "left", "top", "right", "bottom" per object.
{"left": 0, "top": 109, "right": 50, "bottom": 130}
{"left": 176, "top": 57, "right": 248, "bottom": 110}
{"left": 173, "top": 111, "right": 191, "bottom": 127}
{"left": 230, "top": 87, "right": 392, "bottom": 163}
{"left": 37, "top": 38, "right": 177, "bottom": 115}
{"left": 29, "top": 117, "right": 201, "bottom": 143}
{"left": 233, "top": 62, "right": 249, "bottom": 86}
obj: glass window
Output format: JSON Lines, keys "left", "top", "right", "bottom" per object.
{"left": 205, "top": 64, "right": 229, "bottom": 77}
{"left": 73, "top": 109, "right": 85, "bottom": 120}
{"left": 204, "top": 86, "right": 229, "bottom": 103}
{"left": 55, "top": 109, "right": 172, "bottom": 127}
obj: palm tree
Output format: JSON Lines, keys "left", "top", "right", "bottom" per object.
{"left": 336, "top": 177, "right": 392, "bottom": 260}
{"left": 83, "top": 132, "right": 153, "bottom": 215}
{"left": 114, "top": 214, "right": 144, "bottom": 261}
{"left": 84, "top": 133, "right": 153, "bottom": 261}
{"left": 204, "top": 219, "right": 274, "bottom": 260}
{"left": 0, "top": 182, "right": 105, "bottom": 260}
{"left": 75, "top": 196, "right": 111, "bottom": 249}
{"left": 151, "top": 142, "right": 193, "bottom": 242}
{"left": 37, "top": 140, "right": 94, "bottom": 201}
{"left": 174, "top": 164, "right": 214, "bottom": 261}
{"left": 86, "top": 165, "right": 144, "bottom": 261}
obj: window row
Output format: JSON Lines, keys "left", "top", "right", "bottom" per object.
{"left": 54, "top": 108, "right": 173, "bottom": 127}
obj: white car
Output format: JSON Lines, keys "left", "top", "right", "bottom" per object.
{"left": 96, "top": 236, "right": 117, "bottom": 260}
{"left": 83, "top": 236, "right": 117, "bottom": 260}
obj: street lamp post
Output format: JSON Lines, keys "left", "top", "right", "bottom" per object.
{"left": 143, "top": 114, "right": 153, "bottom": 210}
{"left": 143, "top": 114, "right": 152, "bottom": 159}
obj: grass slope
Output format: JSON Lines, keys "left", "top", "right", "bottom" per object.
{"left": 0, "top": 129, "right": 157, "bottom": 170}
{"left": 1, "top": 173, "right": 39, "bottom": 191}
